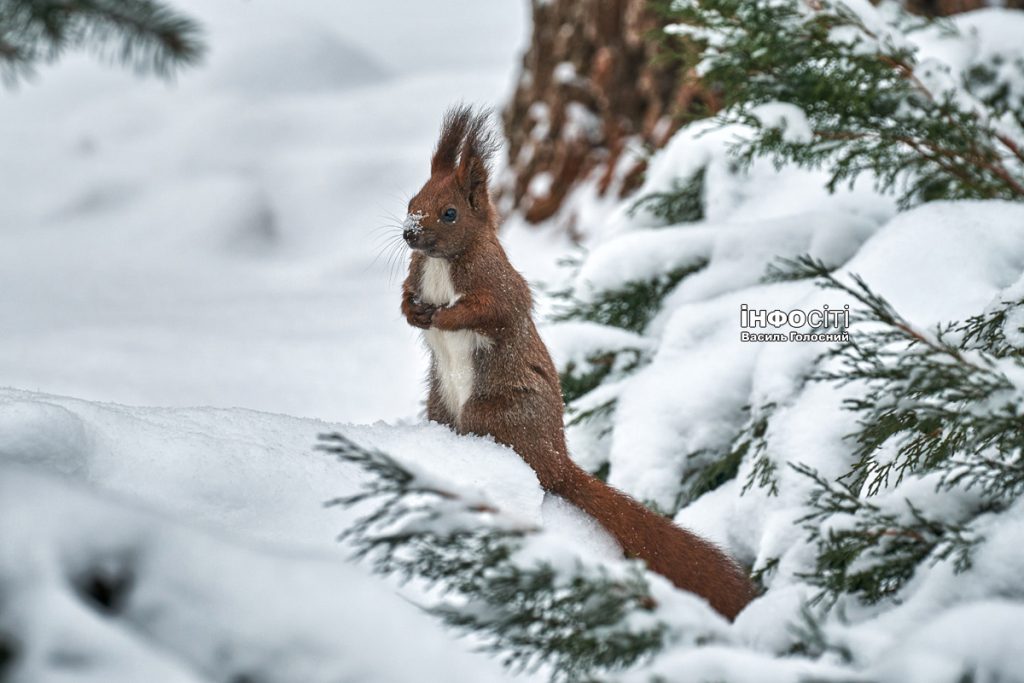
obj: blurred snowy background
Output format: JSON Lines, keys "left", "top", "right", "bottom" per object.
{"left": 0, "top": 0, "right": 545, "bottom": 423}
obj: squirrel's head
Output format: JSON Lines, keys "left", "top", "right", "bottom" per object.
{"left": 404, "top": 105, "right": 499, "bottom": 260}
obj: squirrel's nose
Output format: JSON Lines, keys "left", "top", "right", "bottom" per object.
{"left": 403, "top": 228, "right": 416, "bottom": 242}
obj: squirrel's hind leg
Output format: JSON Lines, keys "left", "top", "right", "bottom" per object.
{"left": 426, "top": 375, "right": 456, "bottom": 428}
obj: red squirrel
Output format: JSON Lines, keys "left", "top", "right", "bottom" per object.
{"left": 400, "top": 106, "right": 755, "bottom": 620}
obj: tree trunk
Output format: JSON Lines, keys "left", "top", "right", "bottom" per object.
{"left": 498, "top": 0, "right": 714, "bottom": 236}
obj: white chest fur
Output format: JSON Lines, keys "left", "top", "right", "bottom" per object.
{"left": 419, "top": 258, "right": 491, "bottom": 420}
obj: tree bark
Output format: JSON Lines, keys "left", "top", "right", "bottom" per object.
{"left": 498, "top": 0, "right": 715, "bottom": 236}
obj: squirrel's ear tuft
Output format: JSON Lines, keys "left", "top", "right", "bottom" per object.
{"left": 431, "top": 104, "right": 473, "bottom": 175}
{"left": 456, "top": 108, "right": 499, "bottom": 211}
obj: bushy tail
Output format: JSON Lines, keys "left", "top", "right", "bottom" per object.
{"left": 553, "top": 465, "right": 755, "bottom": 620}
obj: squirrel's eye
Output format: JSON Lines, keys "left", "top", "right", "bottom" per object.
{"left": 441, "top": 207, "right": 458, "bottom": 223}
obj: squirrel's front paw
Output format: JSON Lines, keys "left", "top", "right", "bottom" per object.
{"left": 405, "top": 299, "right": 437, "bottom": 329}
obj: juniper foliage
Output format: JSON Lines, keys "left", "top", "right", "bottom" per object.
{"left": 552, "top": 258, "right": 709, "bottom": 334}
{"left": 320, "top": 245, "right": 1024, "bottom": 675}
{"left": 679, "top": 445, "right": 744, "bottom": 507}
{"left": 794, "top": 462, "right": 985, "bottom": 606}
{"left": 735, "top": 404, "right": 780, "bottom": 497}
{"left": 317, "top": 433, "right": 670, "bottom": 682}
{"left": 676, "top": 402, "right": 778, "bottom": 508}
{"left": 0, "top": 0, "right": 204, "bottom": 85}
{"left": 777, "top": 255, "right": 1024, "bottom": 606}
{"left": 561, "top": 347, "right": 647, "bottom": 405}
{"left": 314, "top": 0, "right": 1024, "bottom": 674}
{"left": 655, "top": 0, "right": 1024, "bottom": 207}
{"left": 629, "top": 165, "right": 707, "bottom": 225}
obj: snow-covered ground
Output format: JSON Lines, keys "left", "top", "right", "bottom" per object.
{"left": 0, "top": 388, "right": 529, "bottom": 681}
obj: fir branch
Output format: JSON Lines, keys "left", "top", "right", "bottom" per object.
{"left": 566, "top": 396, "right": 617, "bottom": 431}
{"left": 677, "top": 402, "right": 780, "bottom": 509}
{"left": 736, "top": 404, "right": 781, "bottom": 497}
{"left": 793, "top": 462, "right": 983, "bottom": 606}
{"left": 744, "top": 454, "right": 779, "bottom": 498}
{"left": 659, "top": 0, "right": 1024, "bottom": 206}
{"left": 552, "top": 258, "right": 709, "bottom": 333}
{"left": 779, "top": 256, "right": 1024, "bottom": 501}
{"left": 679, "top": 445, "right": 744, "bottom": 508}
{"left": 786, "top": 604, "right": 853, "bottom": 663}
{"left": 629, "top": 165, "right": 707, "bottom": 225}
{"left": 317, "top": 433, "right": 671, "bottom": 682}
{"left": 766, "top": 257, "right": 1024, "bottom": 609}
{"left": 560, "top": 347, "right": 647, "bottom": 405}
{"left": 435, "top": 564, "right": 666, "bottom": 679}
{"left": 750, "top": 556, "right": 780, "bottom": 594}
{"left": 956, "top": 297, "right": 1024, "bottom": 358}
{"left": 0, "top": 0, "right": 204, "bottom": 85}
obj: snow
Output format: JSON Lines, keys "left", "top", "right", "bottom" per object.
{"left": 573, "top": 226, "right": 716, "bottom": 303}
{"left": 556, "top": 117, "right": 901, "bottom": 512}
{"left": 564, "top": 102, "right": 602, "bottom": 142}
{"left": 623, "top": 644, "right": 853, "bottom": 683}
{"left": 602, "top": 198, "right": 1024, "bottom": 542}
{"left": 580, "top": 191, "right": 1024, "bottom": 673}
{"left": 895, "top": 8, "right": 1024, "bottom": 139}
{"left": 618, "top": 119, "right": 894, "bottom": 242}
{"left": 0, "top": 384, "right": 727, "bottom": 681}
{"left": 913, "top": 9, "right": 1024, "bottom": 88}
{"left": 748, "top": 102, "right": 813, "bottom": 144}
{"left": 841, "top": 201, "right": 1024, "bottom": 322}
{"left": 0, "top": 464, "right": 508, "bottom": 683}
{"left": 0, "top": 387, "right": 542, "bottom": 549}
{"left": 527, "top": 171, "right": 554, "bottom": 198}
{"left": 867, "top": 601, "right": 1024, "bottom": 683}
{"left": 541, "top": 321, "right": 654, "bottom": 372}
{"left": 553, "top": 62, "right": 577, "bottom": 84}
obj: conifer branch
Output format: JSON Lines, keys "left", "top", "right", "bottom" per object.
{"left": 0, "top": 0, "right": 204, "bottom": 85}
{"left": 657, "top": 0, "right": 1024, "bottom": 205}
{"left": 793, "top": 462, "right": 984, "bottom": 606}
{"left": 317, "top": 433, "right": 675, "bottom": 682}
{"left": 761, "top": 255, "right": 1024, "bottom": 609}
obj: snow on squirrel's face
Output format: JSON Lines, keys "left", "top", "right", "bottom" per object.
{"left": 403, "top": 211, "right": 425, "bottom": 236}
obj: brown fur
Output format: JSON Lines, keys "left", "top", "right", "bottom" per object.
{"left": 400, "top": 105, "right": 756, "bottom": 620}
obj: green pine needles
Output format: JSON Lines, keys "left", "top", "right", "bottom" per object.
{"left": 317, "top": 433, "right": 672, "bottom": 682}
{"left": 550, "top": 253, "right": 708, "bottom": 474}
{"left": 780, "top": 255, "right": 1024, "bottom": 607}
{"left": 657, "top": 0, "right": 1024, "bottom": 206}
{"left": 791, "top": 256, "right": 1024, "bottom": 501}
{"left": 630, "top": 165, "right": 707, "bottom": 225}
{"left": 0, "top": 0, "right": 204, "bottom": 85}
{"left": 550, "top": 252, "right": 709, "bottom": 489}
{"left": 560, "top": 346, "right": 647, "bottom": 405}
{"left": 796, "top": 461, "right": 985, "bottom": 606}
{"left": 552, "top": 258, "right": 710, "bottom": 334}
